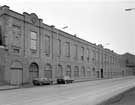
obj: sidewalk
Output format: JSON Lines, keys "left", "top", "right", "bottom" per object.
{"left": 0, "top": 76, "right": 134, "bottom": 91}
{"left": 0, "top": 85, "right": 20, "bottom": 91}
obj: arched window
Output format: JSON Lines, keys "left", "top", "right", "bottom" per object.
{"left": 74, "top": 66, "right": 79, "bottom": 77}
{"left": 56, "top": 64, "right": 63, "bottom": 78}
{"left": 81, "top": 67, "right": 85, "bottom": 76}
{"left": 29, "top": 63, "right": 39, "bottom": 82}
{"left": 87, "top": 67, "right": 91, "bottom": 76}
{"left": 66, "top": 65, "right": 71, "bottom": 77}
{"left": 92, "top": 67, "right": 96, "bottom": 76}
{"left": 44, "top": 64, "right": 52, "bottom": 79}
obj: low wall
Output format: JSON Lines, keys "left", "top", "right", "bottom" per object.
{"left": 99, "top": 87, "right": 135, "bottom": 105}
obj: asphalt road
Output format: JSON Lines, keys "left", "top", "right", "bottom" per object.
{"left": 0, "top": 77, "right": 135, "bottom": 105}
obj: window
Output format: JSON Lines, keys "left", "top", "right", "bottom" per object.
{"left": 93, "top": 68, "right": 96, "bottom": 76}
{"left": 66, "top": 65, "right": 71, "bottom": 77}
{"left": 0, "top": 26, "right": 2, "bottom": 45}
{"left": 87, "top": 68, "right": 91, "bottom": 76}
{"left": 13, "top": 48, "right": 20, "bottom": 53}
{"left": 44, "top": 64, "right": 52, "bottom": 79}
{"left": 65, "top": 42, "right": 70, "bottom": 57}
{"left": 81, "top": 47, "right": 84, "bottom": 61}
{"left": 74, "top": 66, "right": 79, "bottom": 77}
{"left": 86, "top": 48, "right": 89, "bottom": 62}
{"left": 73, "top": 44, "right": 78, "bottom": 59}
{"left": 57, "top": 39, "right": 61, "bottom": 57}
{"left": 30, "top": 31, "right": 37, "bottom": 50}
{"left": 81, "top": 67, "right": 85, "bottom": 76}
{"left": 12, "top": 25, "right": 21, "bottom": 47}
{"left": 92, "top": 50, "right": 95, "bottom": 63}
{"left": 45, "top": 35, "right": 50, "bottom": 56}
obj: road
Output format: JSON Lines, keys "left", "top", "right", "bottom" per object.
{"left": 0, "top": 77, "right": 135, "bottom": 105}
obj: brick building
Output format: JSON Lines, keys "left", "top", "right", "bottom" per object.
{"left": 0, "top": 5, "right": 133, "bottom": 85}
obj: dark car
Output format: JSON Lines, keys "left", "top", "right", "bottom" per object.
{"left": 57, "top": 76, "right": 74, "bottom": 84}
{"left": 33, "top": 77, "right": 53, "bottom": 86}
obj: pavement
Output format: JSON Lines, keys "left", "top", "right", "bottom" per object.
{"left": 0, "top": 85, "right": 20, "bottom": 91}
{"left": 0, "top": 76, "right": 135, "bottom": 105}
{"left": 0, "top": 76, "right": 133, "bottom": 91}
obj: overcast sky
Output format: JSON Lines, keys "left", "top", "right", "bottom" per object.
{"left": 1, "top": 0, "right": 135, "bottom": 54}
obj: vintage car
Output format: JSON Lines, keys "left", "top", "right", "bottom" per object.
{"left": 57, "top": 76, "right": 74, "bottom": 84}
{"left": 32, "top": 77, "right": 53, "bottom": 86}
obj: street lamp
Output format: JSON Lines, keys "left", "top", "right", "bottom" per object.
{"left": 125, "top": 8, "right": 135, "bottom": 11}
{"left": 62, "top": 26, "right": 68, "bottom": 29}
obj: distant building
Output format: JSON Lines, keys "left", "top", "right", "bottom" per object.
{"left": 0, "top": 5, "right": 134, "bottom": 85}
{"left": 120, "top": 53, "right": 135, "bottom": 76}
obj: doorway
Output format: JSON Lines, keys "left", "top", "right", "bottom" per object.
{"left": 29, "top": 63, "right": 39, "bottom": 82}
{"left": 101, "top": 69, "right": 104, "bottom": 78}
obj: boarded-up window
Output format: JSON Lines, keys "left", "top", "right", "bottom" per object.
{"left": 45, "top": 35, "right": 50, "bottom": 56}
{"left": 12, "top": 25, "right": 21, "bottom": 47}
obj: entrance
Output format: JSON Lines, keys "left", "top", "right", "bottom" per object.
{"left": 101, "top": 69, "right": 104, "bottom": 78}
{"left": 10, "top": 61, "right": 23, "bottom": 85}
{"left": 10, "top": 68, "right": 23, "bottom": 85}
{"left": 29, "top": 63, "right": 39, "bottom": 82}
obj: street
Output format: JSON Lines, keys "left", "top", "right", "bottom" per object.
{"left": 0, "top": 77, "right": 135, "bottom": 105}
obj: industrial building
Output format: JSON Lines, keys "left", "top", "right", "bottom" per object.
{"left": 0, "top": 5, "right": 134, "bottom": 85}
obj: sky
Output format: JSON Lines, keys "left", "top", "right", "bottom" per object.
{"left": 1, "top": 0, "right": 135, "bottom": 55}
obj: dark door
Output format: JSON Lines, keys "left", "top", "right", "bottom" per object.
{"left": 101, "top": 69, "right": 104, "bottom": 78}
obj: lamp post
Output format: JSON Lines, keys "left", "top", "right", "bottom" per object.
{"left": 62, "top": 26, "right": 68, "bottom": 29}
{"left": 125, "top": 8, "right": 135, "bottom": 11}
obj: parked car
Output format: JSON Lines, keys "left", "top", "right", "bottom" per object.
{"left": 57, "top": 76, "right": 74, "bottom": 84}
{"left": 33, "top": 77, "right": 53, "bottom": 86}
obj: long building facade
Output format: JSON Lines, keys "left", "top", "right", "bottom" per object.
{"left": 0, "top": 5, "right": 134, "bottom": 85}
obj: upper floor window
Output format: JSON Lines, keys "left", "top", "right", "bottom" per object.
{"left": 45, "top": 35, "right": 50, "bottom": 56}
{"left": 65, "top": 42, "right": 70, "bottom": 57}
{"left": 0, "top": 26, "right": 2, "bottom": 45}
{"left": 12, "top": 25, "right": 21, "bottom": 47}
{"left": 57, "top": 39, "right": 61, "bottom": 57}
{"left": 81, "top": 47, "right": 84, "bottom": 60}
{"left": 30, "top": 31, "right": 37, "bottom": 50}
{"left": 73, "top": 44, "right": 78, "bottom": 59}
{"left": 86, "top": 48, "right": 89, "bottom": 62}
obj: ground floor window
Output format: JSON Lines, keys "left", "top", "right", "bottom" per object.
{"left": 29, "top": 63, "right": 39, "bottom": 82}
{"left": 56, "top": 64, "right": 63, "bottom": 78}
{"left": 44, "top": 64, "right": 52, "bottom": 79}
{"left": 66, "top": 65, "right": 71, "bottom": 77}
{"left": 74, "top": 66, "right": 79, "bottom": 77}
{"left": 87, "top": 68, "right": 91, "bottom": 76}
{"left": 81, "top": 67, "right": 85, "bottom": 77}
